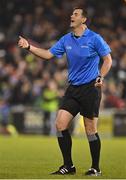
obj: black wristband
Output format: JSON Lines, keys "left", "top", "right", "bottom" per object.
{"left": 25, "top": 44, "right": 30, "bottom": 50}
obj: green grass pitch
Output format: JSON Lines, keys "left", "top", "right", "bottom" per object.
{"left": 0, "top": 135, "right": 126, "bottom": 179}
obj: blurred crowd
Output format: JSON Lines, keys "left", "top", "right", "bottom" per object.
{"left": 0, "top": 0, "right": 126, "bottom": 134}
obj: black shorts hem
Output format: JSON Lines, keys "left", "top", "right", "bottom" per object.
{"left": 59, "top": 107, "right": 78, "bottom": 117}
{"left": 80, "top": 113, "right": 99, "bottom": 119}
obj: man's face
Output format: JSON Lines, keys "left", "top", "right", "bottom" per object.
{"left": 70, "top": 9, "right": 86, "bottom": 28}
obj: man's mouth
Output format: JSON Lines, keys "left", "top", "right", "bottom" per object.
{"left": 71, "top": 20, "right": 74, "bottom": 23}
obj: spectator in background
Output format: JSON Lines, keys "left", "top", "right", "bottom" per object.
{"left": 0, "top": 97, "right": 10, "bottom": 135}
{"left": 41, "top": 80, "right": 59, "bottom": 135}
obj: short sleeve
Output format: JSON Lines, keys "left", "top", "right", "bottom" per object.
{"left": 49, "top": 36, "right": 65, "bottom": 58}
{"left": 94, "top": 34, "right": 111, "bottom": 57}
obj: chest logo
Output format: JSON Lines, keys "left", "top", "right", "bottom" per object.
{"left": 66, "top": 46, "right": 72, "bottom": 50}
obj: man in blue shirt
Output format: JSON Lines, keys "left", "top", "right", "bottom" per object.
{"left": 18, "top": 7, "right": 112, "bottom": 176}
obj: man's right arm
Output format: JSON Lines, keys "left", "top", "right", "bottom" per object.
{"left": 18, "top": 36, "right": 54, "bottom": 60}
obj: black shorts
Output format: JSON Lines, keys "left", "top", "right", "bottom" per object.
{"left": 59, "top": 80, "right": 101, "bottom": 119}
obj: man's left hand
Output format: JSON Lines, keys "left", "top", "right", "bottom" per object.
{"left": 95, "top": 76, "right": 104, "bottom": 87}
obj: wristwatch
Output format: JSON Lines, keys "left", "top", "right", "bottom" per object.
{"left": 98, "top": 75, "right": 104, "bottom": 81}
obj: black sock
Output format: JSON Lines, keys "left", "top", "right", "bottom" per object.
{"left": 87, "top": 133, "right": 101, "bottom": 171}
{"left": 57, "top": 129, "right": 73, "bottom": 167}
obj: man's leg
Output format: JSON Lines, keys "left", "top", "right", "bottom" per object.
{"left": 51, "top": 109, "right": 76, "bottom": 175}
{"left": 51, "top": 84, "right": 80, "bottom": 175}
{"left": 83, "top": 117, "right": 101, "bottom": 176}
{"left": 56, "top": 109, "right": 74, "bottom": 166}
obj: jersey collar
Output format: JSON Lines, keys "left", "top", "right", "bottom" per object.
{"left": 71, "top": 28, "right": 89, "bottom": 37}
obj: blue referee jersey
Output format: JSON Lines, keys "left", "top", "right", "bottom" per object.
{"left": 49, "top": 28, "right": 111, "bottom": 85}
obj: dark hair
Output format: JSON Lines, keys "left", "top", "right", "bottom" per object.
{"left": 73, "top": 6, "right": 88, "bottom": 18}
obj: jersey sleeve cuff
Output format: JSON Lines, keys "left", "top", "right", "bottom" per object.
{"left": 49, "top": 48, "right": 63, "bottom": 58}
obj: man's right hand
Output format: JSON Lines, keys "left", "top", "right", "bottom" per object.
{"left": 18, "top": 36, "right": 29, "bottom": 49}
{"left": 18, "top": 36, "right": 54, "bottom": 59}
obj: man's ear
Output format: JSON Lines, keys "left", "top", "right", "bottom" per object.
{"left": 82, "top": 17, "right": 87, "bottom": 24}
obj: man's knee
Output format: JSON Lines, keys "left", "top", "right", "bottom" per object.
{"left": 84, "top": 117, "right": 98, "bottom": 135}
{"left": 85, "top": 125, "right": 97, "bottom": 135}
{"left": 55, "top": 109, "right": 73, "bottom": 131}
{"left": 56, "top": 121, "right": 66, "bottom": 131}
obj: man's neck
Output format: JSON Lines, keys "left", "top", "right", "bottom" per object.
{"left": 73, "top": 24, "right": 87, "bottom": 37}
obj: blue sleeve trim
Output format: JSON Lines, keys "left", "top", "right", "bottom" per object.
{"left": 100, "top": 48, "right": 111, "bottom": 57}
{"left": 49, "top": 48, "right": 63, "bottom": 58}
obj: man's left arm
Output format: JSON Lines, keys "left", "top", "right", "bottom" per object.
{"left": 100, "top": 53, "right": 112, "bottom": 77}
{"left": 95, "top": 54, "right": 112, "bottom": 87}
{"left": 94, "top": 34, "right": 112, "bottom": 87}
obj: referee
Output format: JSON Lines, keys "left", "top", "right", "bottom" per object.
{"left": 18, "top": 7, "right": 112, "bottom": 176}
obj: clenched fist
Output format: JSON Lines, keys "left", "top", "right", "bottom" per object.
{"left": 18, "top": 36, "right": 30, "bottom": 50}
{"left": 95, "top": 75, "right": 104, "bottom": 87}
